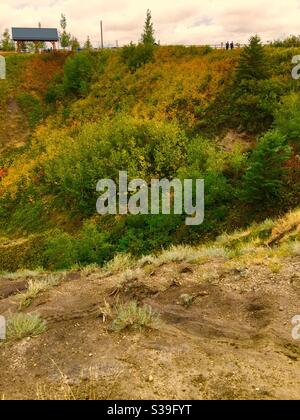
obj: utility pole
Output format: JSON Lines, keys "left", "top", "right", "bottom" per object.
{"left": 100, "top": 20, "right": 104, "bottom": 49}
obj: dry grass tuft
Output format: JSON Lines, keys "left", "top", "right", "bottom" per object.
{"left": 36, "top": 365, "right": 122, "bottom": 400}
{"left": 139, "top": 245, "right": 228, "bottom": 268}
{"left": 6, "top": 313, "right": 47, "bottom": 342}
{"left": 36, "top": 368, "right": 98, "bottom": 400}
{"left": 291, "top": 241, "right": 300, "bottom": 256}
{"left": 104, "top": 254, "right": 135, "bottom": 274}
{"left": 110, "top": 301, "right": 160, "bottom": 333}
{"left": 17, "top": 274, "right": 63, "bottom": 309}
{"left": 267, "top": 209, "right": 300, "bottom": 246}
{"left": 157, "top": 245, "right": 202, "bottom": 264}
{"left": 0, "top": 268, "right": 45, "bottom": 281}
{"left": 216, "top": 219, "right": 275, "bottom": 248}
{"left": 120, "top": 268, "right": 143, "bottom": 283}
{"left": 80, "top": 264, "right": 101, "bottom": 276}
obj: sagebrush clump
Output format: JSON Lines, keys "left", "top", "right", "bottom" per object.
{"left": 110, "top": 301, "right": 160, "bottom": 332}
{"left": 6, "top": 314, "right": 47, "bottom": 341}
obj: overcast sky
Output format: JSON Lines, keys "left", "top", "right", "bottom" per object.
{"left": 1, "top": 0, "right": 300, "bottom": 47}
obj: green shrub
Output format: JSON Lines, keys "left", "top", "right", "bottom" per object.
{"left": 275, "top": 93, "right": 300, "bottom": 144}
{"left": 164, "top": 45, "right": 213, "bottom": 58}
{"left": 45, "top": 74, "right": 65, "bottom": 103}
{"left": 121, "top": 43, "right": 155, "bottom": 71}
{"left": 117, "top": 214, "right": 182, "bottom": 255}
{"left": 271, "top": 36, "right": 300, "bottom": 48}
{"left": 0, "top": 235, "right": 46, "bottom": 272}
{"left": 5, "top": 198, "right": 48, "bottom": 234}
{"left": 63, "top": 51, "right": 95, "bottom": 96}
{"left": 76, "top": 221, "right": 113, "bottom": 265}
{"left": 242, "top": 130, "right": 291, "bottom": 205}
{"left": 233, "top": 78, "right": 284, "bottom": 133}
{"left": 43, "top": 231, "right": 78, "bottom": 270}
{"left": 43, "top": 117, "right": 188, "bottom": 213}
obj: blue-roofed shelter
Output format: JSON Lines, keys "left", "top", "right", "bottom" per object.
{"left": 12, "top": 27, "right": 59, "bottom": 52}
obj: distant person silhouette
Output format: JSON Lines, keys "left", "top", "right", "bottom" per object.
{"left": 230, "top": 42, "right": 234, "bottom": 50}
{"left": 226, "top": 42, "right": 230, "bottom": 50}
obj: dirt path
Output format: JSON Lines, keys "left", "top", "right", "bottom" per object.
{"left": 0, "top": 258, "right": 300, "bottom": 400}
{"left": 0, "top": 97, "right": 30, "bottom": 152}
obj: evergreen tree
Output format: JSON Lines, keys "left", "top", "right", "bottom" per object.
{"left": 141, "top": 9, "right": 156, "bottom": 45}
{"left": 83, "top": 36, "right": 93, "bottom": 50}
{"left": 63, "top": 52, "right": 94, "bottom": 96}
{"left": 242, "top": 131, "right": 291, "bottom": 204}
{"left": 70, "top": 37, "right": 80, "bottom": 51}
{"left": 60, "top": 14, "right": 71, "bottom": 49}
{"left": 60, "top": 14, "right": 67, "bottom": 31}
{"left": 1, "top": 29, "right": 14, "bottom": 51}
{"left": 233, "top": 35, "right": 282, "bottom": 133}
{"left": 236, "top": 35, "right": 268, "bottom": 82}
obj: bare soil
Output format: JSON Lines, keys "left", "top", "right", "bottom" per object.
{"left": 0, "top": 257, "right": 300, "bottom": 400}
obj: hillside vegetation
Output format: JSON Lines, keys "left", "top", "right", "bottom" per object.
{"left": 0, "top": 38, "right": 300, "bottom": 399}
{"left": 0, "top": 40, "right": 299, "bottom": 272}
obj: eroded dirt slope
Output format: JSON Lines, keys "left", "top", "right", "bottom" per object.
{"left": 0, "top": 255, "right": 300, "bottom": 400}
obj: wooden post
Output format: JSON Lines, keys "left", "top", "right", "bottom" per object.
{"left": 51, "top": 41, "right": 56, "bottom": 51}
{"left": 34, "top": 41, "right": 39, "bottom": 53}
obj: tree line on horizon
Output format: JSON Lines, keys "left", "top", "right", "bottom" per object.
{"left": 2, "top": 10, "right": 300, "bottom": 52}
{"left": 0, "top": 10, "right": 156, "bottom": 52}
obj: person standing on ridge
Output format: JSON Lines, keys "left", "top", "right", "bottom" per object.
{"left": 226, "top": 41, "right": 230, "bottom": 50}
{"left": 230, "top": 41, "right": 234, "bottom": 50}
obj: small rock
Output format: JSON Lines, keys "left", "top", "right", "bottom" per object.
{"left": 171, "top": 279, "right": 182, "bottom": 287}
{"left": 179, "top": 266, "right": 193, "bottom": 274}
